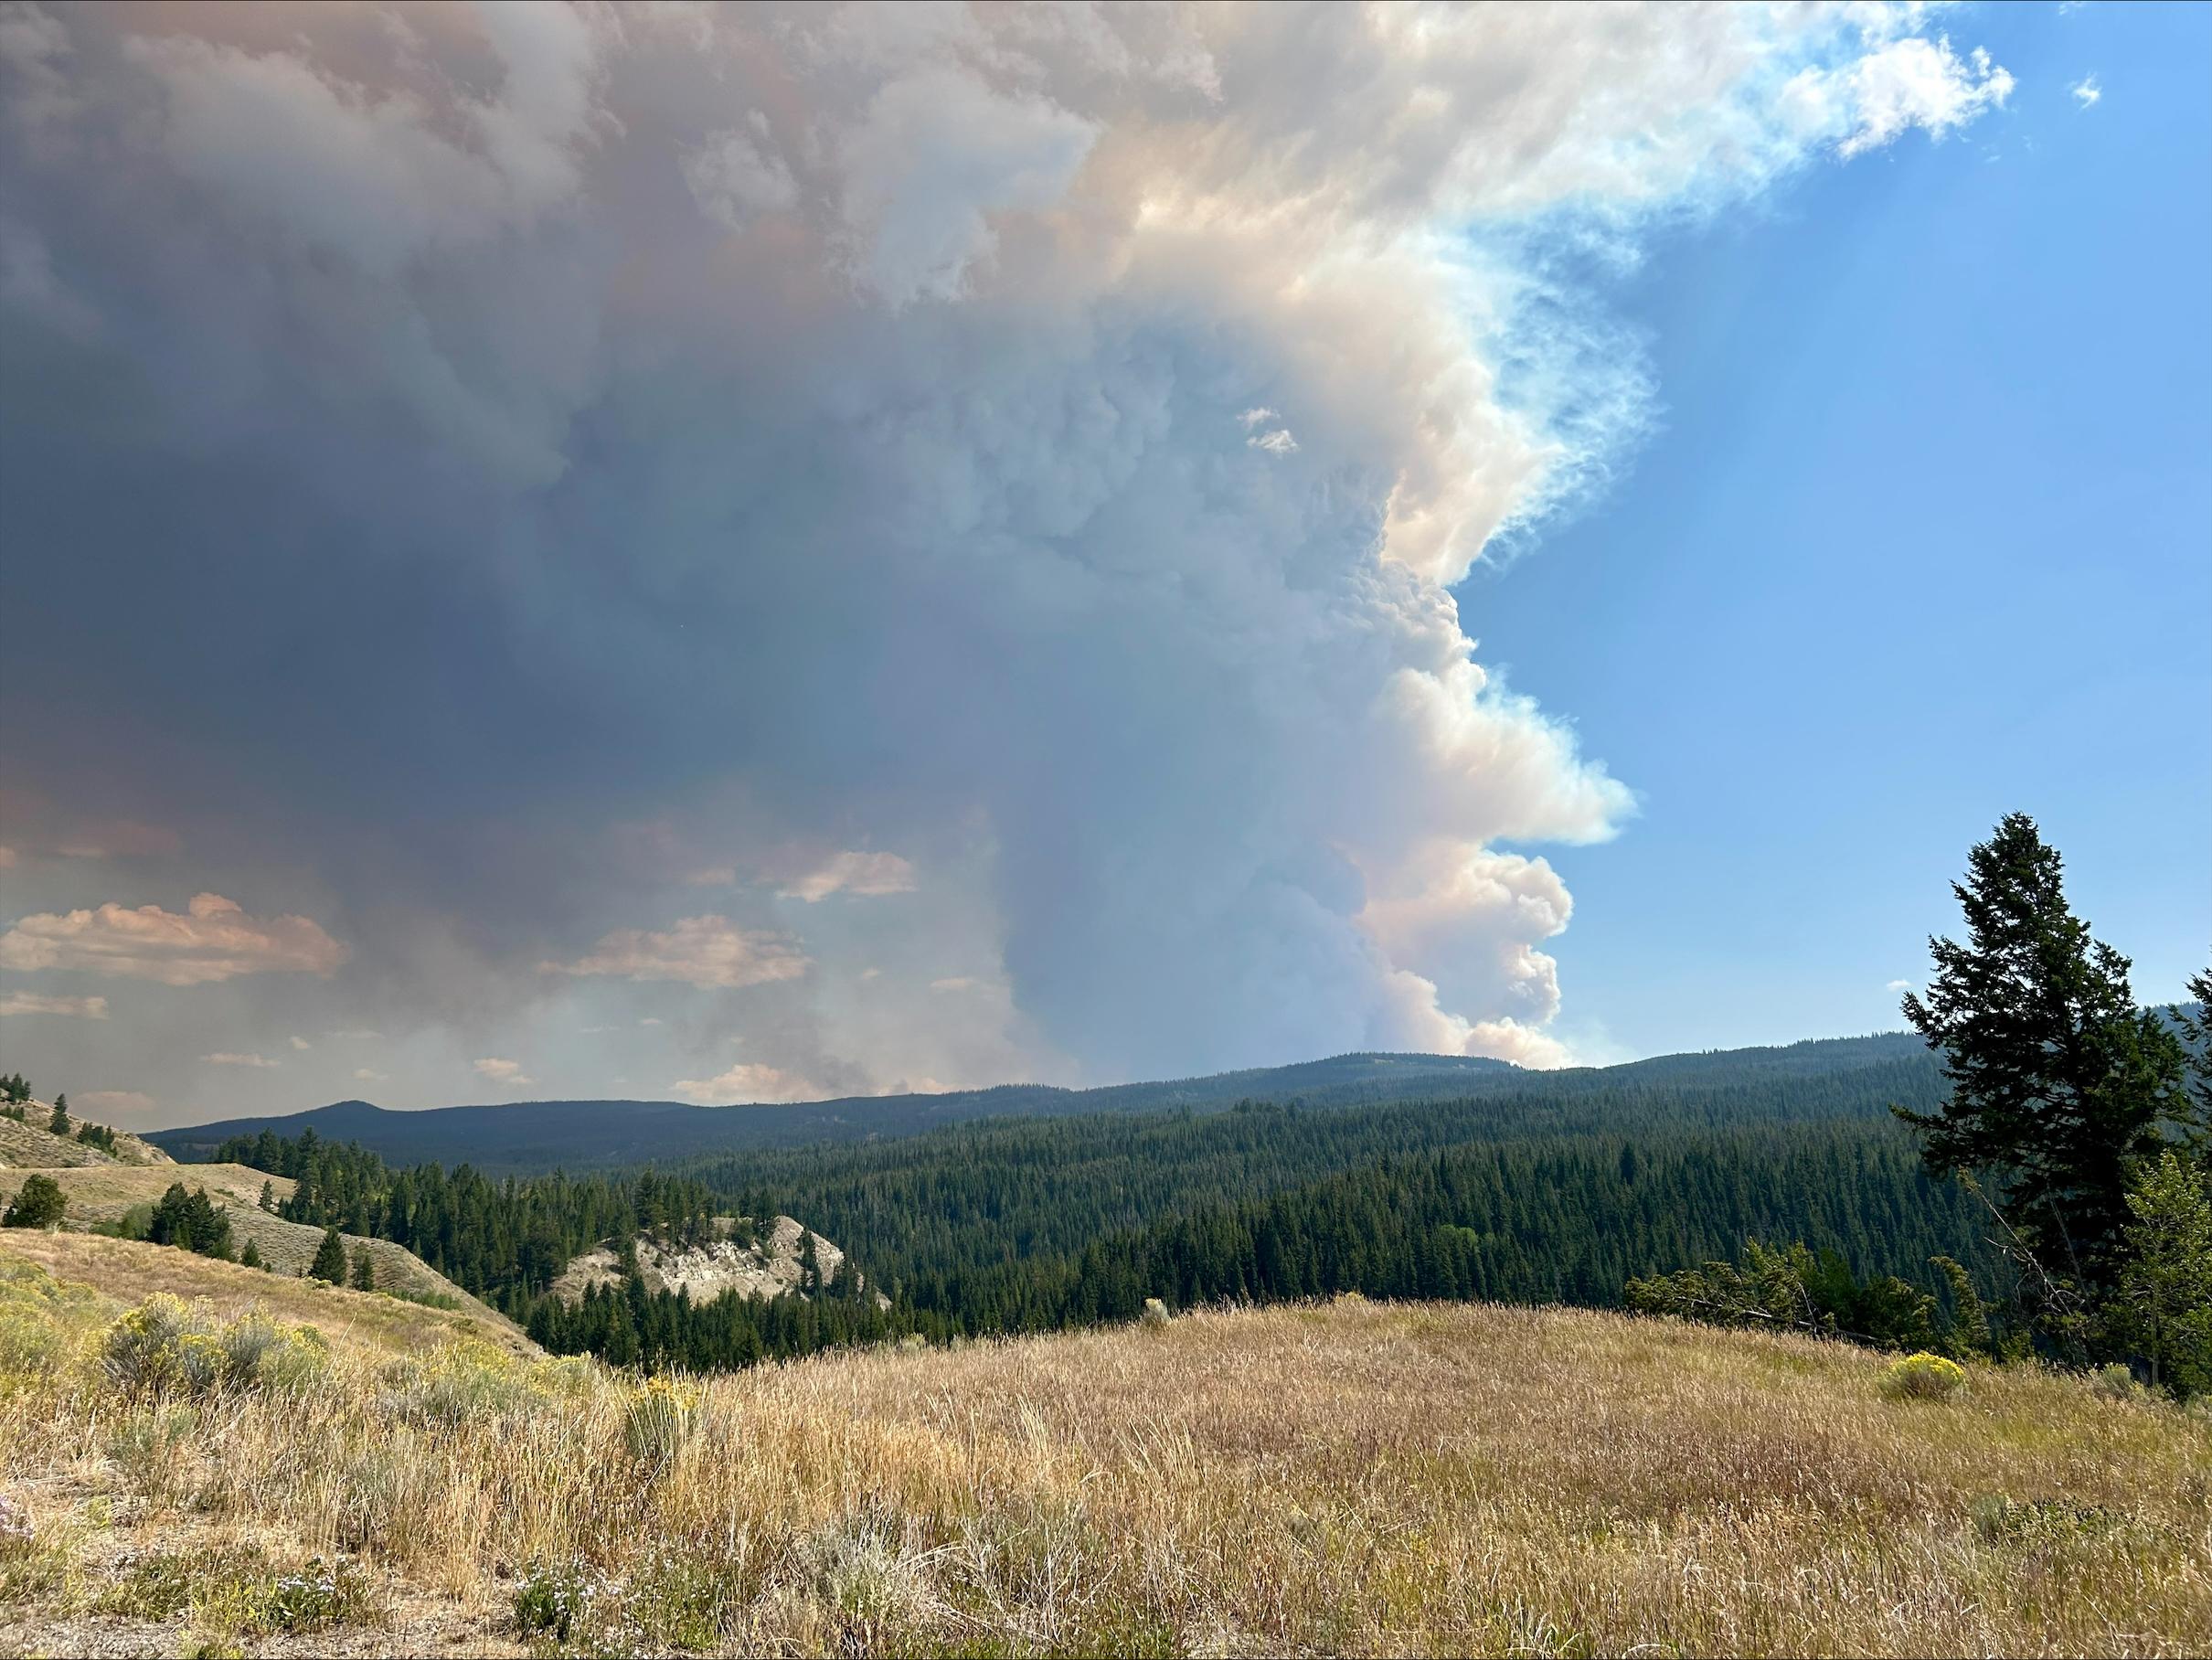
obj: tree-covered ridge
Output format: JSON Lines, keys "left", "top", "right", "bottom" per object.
{"left": 211, "top": 1127, "right": 721, "bottom": 1305}
{"left": 203, "top": 1101, "right": 1987, "bottom": 1373}
{"left": 690, "top": 1059, "right": 1951, "bottom": 1301}
{"left": 877, "top": 1121, "right": 1987, "bottom": 1338}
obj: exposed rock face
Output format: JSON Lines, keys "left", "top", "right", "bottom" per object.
{"left": 551, "top": 1215, "right": 867, "bottom": 1306}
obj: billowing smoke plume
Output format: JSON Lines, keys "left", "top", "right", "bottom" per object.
{"left": 0, "top": 3, "right": 2010, "bottom": 1113}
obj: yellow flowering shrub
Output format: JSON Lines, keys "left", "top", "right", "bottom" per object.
{"left": 1880, "top": 1351, "right": 1967, "bottom": 1401}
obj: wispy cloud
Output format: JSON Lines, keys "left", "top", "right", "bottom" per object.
{"left": 202, "top": 1051, "right": 280, "bottom": 1069}
{"left": 543, "top": 915, "right": 810, "bottom": 990}
{"left": 0, "top": 991, "right": 109, "bottom": 1018}
{"left": 777, "top": 851, "right": 916, "bottom": 903}
{"left": 2070, "top": 74, "right": 2102, "bottom": 110}
{"left": 473, "top": 1057, "right": 534, "bottom": 1088}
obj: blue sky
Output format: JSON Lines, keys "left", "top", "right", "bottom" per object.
{"left": 0, "top": 3, "right": 2203, "bottom": 1122}
{"left": 1472, "top": 1, "right": 2212, "bottom": 1059}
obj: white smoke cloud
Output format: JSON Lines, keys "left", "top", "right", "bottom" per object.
{"left": 668, "top": 1061, "right": 824, "bottom": 1106}
{"left": 0, "top": 3, "right": 2014, "bottom": 1102}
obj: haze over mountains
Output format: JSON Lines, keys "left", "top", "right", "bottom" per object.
{"left": 150, "top": 1032, "right": 1931, "bottom": 1175}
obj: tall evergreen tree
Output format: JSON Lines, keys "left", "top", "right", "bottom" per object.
{"left": 352, "top": 1243, "right": 378, "bottom": 1292}
{"left": 2171, "top": 961, "right": 2212, "bottom": 1144}
{"left": 310, "top": 1225, "right": 349, "bottom": 1282}
{"left": 1897, "top": 814, "right": 2190, "bottom": 1289}
{"left": 48, "top": 1095, "right": 69, "bottom": 1136}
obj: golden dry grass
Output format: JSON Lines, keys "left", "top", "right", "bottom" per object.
{"left": 3, "top": 1247, "right": 2207, "bottom": 1658}
{"left": 0, "top": 1169, "right": 518, "bottom": 1339}
{"left": 0, "top": 1232, "right": 528, "bottom": 1358}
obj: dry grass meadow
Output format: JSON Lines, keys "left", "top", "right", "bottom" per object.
{"left": 3, "top": 1233, "right": 2208, "bottom": 1658}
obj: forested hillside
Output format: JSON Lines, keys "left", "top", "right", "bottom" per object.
{"left": 165, "top": 1038, "right": 1985, "bottom": 1373}
{"left": 150, "top": 1032, "right": 1936, "bottom": 1174}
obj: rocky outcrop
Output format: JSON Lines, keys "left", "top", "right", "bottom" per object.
{"left": 551, "top": 1215, "right": 878, "bottom": 1306}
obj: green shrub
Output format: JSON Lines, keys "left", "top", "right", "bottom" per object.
{"left": 2089, "top": 1362, "right": 2147, "bottom": 1402}
{"left": 513, "top": 1559, "right": 611, "bottom": 1642}
{"left": 1, "top": 1176, "right": 65, "bottom": 1229}
{"left": 254, "top": 1556, "right": 378, "bottom": 1632}
{"left": 100, "top": 1297, "right": 324, "bottom": 1399}
{"left": 1880, "top": 1351, "right": 1967, "bottom": 1401}
{"left": 374, "top": 1341, "right": 529, "bottom": 1430}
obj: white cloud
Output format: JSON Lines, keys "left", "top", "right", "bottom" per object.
{"left": 542, "top": 915, "right": 810, "bottom": 990}
{"left": 0, "top": 893, "right": 346, "bottom": 984}
{"left": 325, "top": 1028, "right": 385, "bottom": 1041}
{"left": 0, "top": 991, "right": 109, "bottom": 1018}
{"left": 668, "top": 1061, "right": 824, "bottom": 1106}
{"left": 473, "top": 1057, "right": 534, "bottom": 1088}
{"left": 777, "top": 851, "right": 917, "bottom": 903}
{"left": 1247, "top": 428, "right": 1299, "bottom": 455}
{"left": 288, "top": 1034, "right": 312, "bottom": 1051}
{"left": 353, "top": 1068, "right": 388, "bottom": 1083}
{"left": 202, "top": 1051, "right": 280, "bottom": 1069}
{"left": 2070, "top": 75, "right": 2101, "bottom": 110}
{"left": 1785, "top": 36, "right": 2015, "bottom": 160}
{"left": 1886, "top": 978, "right": 1916, "bottom": 994}
{"left": 639, "top": 1016, "right": 664, "bottom": 1027}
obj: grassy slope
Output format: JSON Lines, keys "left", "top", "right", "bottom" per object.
{"left": 2, "top": 1247, "right": 2206, "bottom": 1657}
{"left": 0, "top": 1231, "right": 530, "bottom": 1358}
{"left": 0, "top": 1103, "right": 173, "bottom": 1169}
{"left": 0, "top": 1165, "right": 523, "bottom": 1345}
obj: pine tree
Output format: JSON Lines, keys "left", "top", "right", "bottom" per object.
{"left": 2, "top": 1174, "right": 66, "bottom": 1229}
{"left": 259, "top": 1180, "right": 277, "bottom": 1213}
{"left": 241, "top": 1237, "right": 264, "bottom": 1270}
{"left": 1897, "top": 814, "right": 2190, "bottom": 1289}
{"left": 352, "top": 1244, "right": 377, "bottom": 1292}
{"left": 311, "top": 1226, "right": 349, "bottom": 1282}
{"left": 2172, "top": 962, "right": 2212, "bottom": 1144}
{"left": 48, "top": 1095, "right": 69, "bottom": 1136}
{"left": 2110, "top": 1152, "right": 2212, "bottom": 1398}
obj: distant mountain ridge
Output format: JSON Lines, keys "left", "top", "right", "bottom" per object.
{"left": 148, "top": 1033, "right": 1934, "bottom": 1176}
